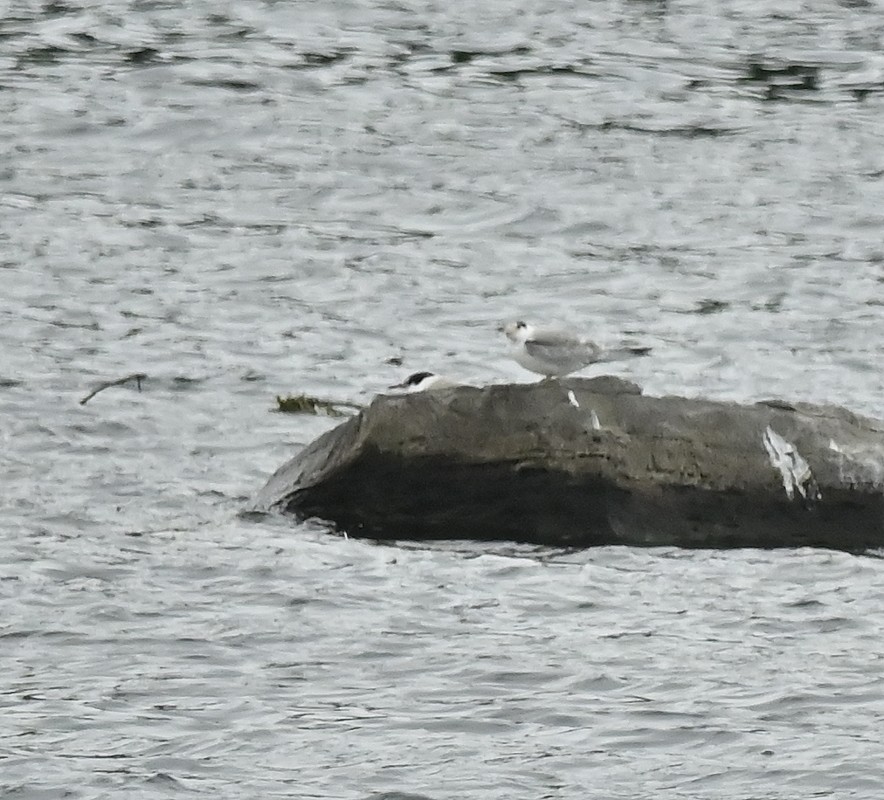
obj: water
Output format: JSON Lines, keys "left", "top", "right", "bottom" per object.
{"left": 3, "top": 0, "right": 884, "bottom": 796}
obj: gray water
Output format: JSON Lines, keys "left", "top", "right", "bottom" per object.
{"left": 3, "top": 0, "right": 884, "bottom": 796}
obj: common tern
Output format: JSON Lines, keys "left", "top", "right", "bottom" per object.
{"left": 388, "top": 371, "right": 458, "bottom": 393}
{"left": 500, "top": 320, "right": 651, "bottom": 379}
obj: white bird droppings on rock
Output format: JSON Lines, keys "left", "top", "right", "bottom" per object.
{"left": 763, "top": 426, "right": 821, "bottom": 502}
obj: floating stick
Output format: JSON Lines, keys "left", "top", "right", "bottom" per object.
{"left": 79, "top": 372, "right": 147, "bottom": 406}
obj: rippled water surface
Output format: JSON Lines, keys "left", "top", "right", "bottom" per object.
{"left": 4, "top": 0, "right": 884, "bottom": 796}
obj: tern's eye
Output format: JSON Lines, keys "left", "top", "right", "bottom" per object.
{"left": 516, "top": 321, "right": 526, "bottom": 329}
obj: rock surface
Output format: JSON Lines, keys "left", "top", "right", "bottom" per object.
{"left": 253, "top": 377, "right": 884, "bottom": 551}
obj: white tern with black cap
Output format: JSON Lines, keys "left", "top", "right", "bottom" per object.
{"left": 388, "top": 371, "right": 458, "bottom": 393}
{"left": 500, "top": 320, "right": 651, "bottom": 379}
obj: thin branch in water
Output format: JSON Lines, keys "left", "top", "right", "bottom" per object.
{"left": 275, "top": 393, "right": 364, "bottom": 416}
{"left": 79, "top": 372, "right": 147, "bottom": 406}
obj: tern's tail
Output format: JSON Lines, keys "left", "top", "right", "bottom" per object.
{"left": 600, "top": 345, "right": 652, "bottom": 362}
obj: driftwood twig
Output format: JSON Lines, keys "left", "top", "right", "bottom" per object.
{"left": 79, "top": 373, "right": 147, "bottom": 406}
{"left": 275, "top": 393, "right": 364, "bottom": 416}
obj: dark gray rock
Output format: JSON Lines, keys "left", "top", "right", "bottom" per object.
{"left": 252, "top": 377, "right": 884, "bottom": 551}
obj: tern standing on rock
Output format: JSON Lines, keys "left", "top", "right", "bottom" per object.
{"left": 500, "top": 320, "right": 651, "bottom": 379}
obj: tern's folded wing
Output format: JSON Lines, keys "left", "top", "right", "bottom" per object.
{"left": 524, "top": 334, "right": 600, "bottom": 364}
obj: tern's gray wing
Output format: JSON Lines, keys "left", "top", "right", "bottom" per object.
{"left": 524, "top": 330, "right": 600, "bottom": 364}
{"left": 525, "top": 328, "right": 585, "bottom": 347}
